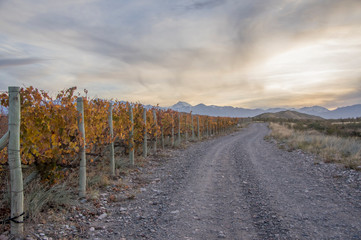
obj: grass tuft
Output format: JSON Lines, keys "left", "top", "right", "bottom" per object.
{"left": 25, "top": 179, "right": 76, "bottom": 221}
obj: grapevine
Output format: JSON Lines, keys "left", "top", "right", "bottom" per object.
{"left": 0, "top": 86, "right": 239, "bottom": 182}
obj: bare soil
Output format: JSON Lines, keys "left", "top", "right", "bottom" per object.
{"left": 84, "top": 123, "right": 361, "bottom": 240}
{"left": 13, "top": 123, "right": 361, "bottom": 240}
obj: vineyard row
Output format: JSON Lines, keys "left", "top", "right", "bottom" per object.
{"left": 0, "top": 86, "right": 239, "bottom": 178}
{"left": 0, "top": 86, "right": 240, "bottom": 225}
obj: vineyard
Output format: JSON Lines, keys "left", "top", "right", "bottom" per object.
{"left": 0, "top": 86, "right": 239, "bottom": 237}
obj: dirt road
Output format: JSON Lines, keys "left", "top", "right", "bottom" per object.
{"left": 97, "top": 123, "right": 361, "bottom": 240}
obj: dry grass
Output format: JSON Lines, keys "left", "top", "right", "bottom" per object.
{"left": 24, "top": 179, "right": 76, "bottom": 221}
{"left": 0, "top": 142, "right": 173, "bottom": 236}
{"left": 269, "top": 122, "right": 361, "bottom": 170}
{"left": 0, "top": 169, "right": 76, "bottom": 229}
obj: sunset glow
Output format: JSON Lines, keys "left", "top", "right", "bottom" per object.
{"left": 0, "top": 0, "right": 360, "bottom": 109}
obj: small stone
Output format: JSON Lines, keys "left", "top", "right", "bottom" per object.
{"left": 0, "top": 235, "right": 8, "bottom": 240}
{"left": 218, "top": 231, "right": 226, "bottom": 238}
{"left": 98, "top": 213, "right": 108, "bottom": 219}
{"left": 118, "top": 207, "right": 127, "bottom": 214}
{"left": 171, "top": 210, "right": 180, "bottom": 214}
{"left": 89, "top": 227, "right": 95, "bottom": 232}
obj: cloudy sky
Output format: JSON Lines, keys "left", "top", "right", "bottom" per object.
{"left": 0, "top": 0, "right": 360, "bottom": 109}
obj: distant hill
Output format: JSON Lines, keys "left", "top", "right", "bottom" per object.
{"left": 298, "top": 106, "right": 330, "bottom": 115}
{"left": 168, "top": 101, "right": 361, "bottom": 119}
{"left": 322, "top": 104, "right": 361, "bottom": 119}
{"left": 253, "top": 110, "right": 324, "bottom": 120}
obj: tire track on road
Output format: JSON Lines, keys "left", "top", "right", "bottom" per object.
{"left": 105, "top": 123, "right": 361, "bottom": 240}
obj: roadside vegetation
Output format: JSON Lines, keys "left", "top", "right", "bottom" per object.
{"left": 265, "top": 118, "right": 361, "bottom": 170}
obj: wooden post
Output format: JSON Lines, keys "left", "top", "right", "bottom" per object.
{"left": 8, "top": 86, "right": 24, "bottom": 237}
{"left": 197, "top": 116, "right": 200, "bottom": 140}
{"left": 171, "top": 114, "right": 175, "bottom": 147}
{"left": 108, "top": 103, "right": 115, "bottom": 176}
{"left": 184, "top": 114, "right": 188, "bottom": 142}
{"left": 207, "top": 119, "right": 209, "bottom": 137}
{"left": 77, "top": 97, "right": 86, "bottom": 198}
{"left": 153, "top": 110, "right": 157, "bottom": 153}
{"left": 129, "top": 105, "right": 134, "bottom": 165}
{"left": 177, "top": 113, "right": 181, "bottom": 146}
{"left": 203, "top": 119, "right": 206, "bottom": 138}
{"left": 191, "top": 113, "right": 195, "bottom": 140}
{"left": 161, "top": 126, "right": 165, "bottom": 149}
{"left": 143, "top": 108, "right": 147, "bottom": 158}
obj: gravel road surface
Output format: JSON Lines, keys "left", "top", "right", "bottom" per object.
{"left": 91, "top": 123, "right": 361, "bottom": 240}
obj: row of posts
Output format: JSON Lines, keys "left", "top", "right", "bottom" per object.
{"left": 4, "top": 87, "right": 232, "bottom": 237}
{"left": 77, "top": 98, "right": 223, "bottom": 198}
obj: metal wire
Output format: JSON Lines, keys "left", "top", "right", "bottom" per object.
{"left": 1, "top": 212, "right": 25, "bottom": 224}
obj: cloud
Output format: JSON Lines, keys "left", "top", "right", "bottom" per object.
{"left": 0, "top": 0, "right": 360, "bottom": 108}
{"left": 184, "top": 0, "right": 227, "bottom": 10}
{"left": 224, "top": 0, "right": 361, "bottom": 65}
{"left": 0, "top": 57, "right": 44, "bottom": 68}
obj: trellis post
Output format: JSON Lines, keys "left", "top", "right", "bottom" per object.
{"left": 171, "top": 114, "right": 175, "bottom": 147}
{"left": 197, "top": 116, "right": 200, "bottom": 140}
{"left": 191, "top": 112, "right": 195, "bottom": 140}
{"left": 161, "top": 126, "right": 165, "bottom": 149}
{"left": 153, "top": 110, "right": 157, "bottom": 153}
{"left": 77, "top": 97, "right": 87, "bottom": 198}
{"left": 184, "top": 114, "right": 188, "bottom": 142}
{"left": 177, "top": 113, "right": 181, "bottom": 146}
{"left": 143, "top": 107, "right": 147, "bottom": 157}
{"left": 8, "top": 86, "right": 24, "bottom": 237}
{"left": 129, "top": 105, "right": 134, "bottom": 165}
{"left": 108, "top": 103, "right": 115, "bottom": 176}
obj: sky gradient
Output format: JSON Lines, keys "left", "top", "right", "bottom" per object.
{"left": 0, "top": 0, "right": 360, "bottom": 109}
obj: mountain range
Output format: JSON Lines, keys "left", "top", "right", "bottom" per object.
{"left": 169, "top": 101, "right": 361, "bottom": 119}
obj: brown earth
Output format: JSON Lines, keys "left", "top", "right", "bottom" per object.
{"left": 87, "top": 123, "right": 361, "bottom": 239}
{"left": 8, "top": 123, "right": 361, "bottom": 240}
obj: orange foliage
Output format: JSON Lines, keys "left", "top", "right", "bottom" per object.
{"left": 0, "top": 86, "right": 239, "bottom": 181}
